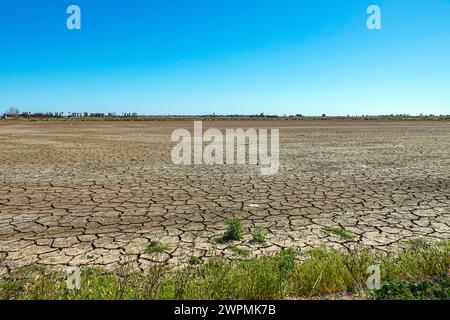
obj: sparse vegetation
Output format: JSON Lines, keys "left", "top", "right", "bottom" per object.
{"left": 251, "top": 228, "right": 267, "bottom": 244}
{"left": 291, "top": 245, "right": 372, "bottom": 296}
{"left": 1, "top": 240, "right": 447, "bottom": 300}
{"left": 323, "top": 226, "right": 356, "bottom": 240}
{"left": 228, "top": 245, "right": 250, "bottom": 257}
{"left": 216, "top": 218, "right": 244, "bottom": 243}
{"left": 144, "top": 241, "right": 168, "bottom": 254}
{"left": 188, "top": 256, "right": 202, "bottom": 265}
{"left": 371, "top": 278, "right": 449, "bottom": 300}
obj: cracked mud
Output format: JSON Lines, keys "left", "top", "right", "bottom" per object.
{"left": 0, "top": 120, "right": 449, "bottom": 272}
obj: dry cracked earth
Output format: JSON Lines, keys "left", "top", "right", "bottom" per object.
{"left": 0, "top": 119, "right": 449, "bottom": 273}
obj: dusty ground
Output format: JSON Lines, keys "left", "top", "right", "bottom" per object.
{"left": 0, "top": 119, "right": 449, "bottom": 272}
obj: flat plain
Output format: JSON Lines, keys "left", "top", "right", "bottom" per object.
{"left": 0, "top": 119, "right": 449, "bottom": 273}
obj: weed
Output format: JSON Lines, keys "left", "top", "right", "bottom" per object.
{"left": 323, "top": 226, "right": 355, "bottom": 240}
{"left": 228, "top": 245, "right": 250, "bottom": 257}
{"left": 188, "top": 256, "right": 202, "bottom": 265}
{"left": 252, "top": 228, "right": 267, "bottom": 244}
{"left": 144, "top": 241, "right": 168, "bottom": 254}
{"left": 216, "top": 218, "right": 244, "bottom": 243}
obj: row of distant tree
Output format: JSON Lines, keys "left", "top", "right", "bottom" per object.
{"left": 2, "top": 108, "right": 138, "bottom": 118}
{"left": 2, "top": 108, "right": 448, "bottom": 119}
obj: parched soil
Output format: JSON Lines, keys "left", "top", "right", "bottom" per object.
{"left": 0, "top": 120, "right": 449, "bottom": 272}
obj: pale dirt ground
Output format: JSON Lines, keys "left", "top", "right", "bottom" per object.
{"left": 0, "top": 120, "right": 449, "bottom": 272}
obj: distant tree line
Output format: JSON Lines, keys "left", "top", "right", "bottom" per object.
{"left": 1, "top": 108, "right": 448, "bottom": 120}
{"left": 1, "top": 108, "right": 139, "bottom": 119}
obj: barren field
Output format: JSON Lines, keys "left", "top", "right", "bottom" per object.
{"left": 0, "top": 120, "right": 449, "bottom": 272}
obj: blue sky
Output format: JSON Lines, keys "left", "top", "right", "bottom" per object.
{"left": 0, "top": 0, "right": 449, "bottom": 115}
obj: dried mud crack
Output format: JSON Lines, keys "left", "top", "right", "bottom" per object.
{"left": 0, "top": 120, "right": 449, "bottom": 273}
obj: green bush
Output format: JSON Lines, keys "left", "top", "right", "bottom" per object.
{"left": 252, "top": 228, "right": 267, "bottom": 244}
{"left": 217, "top": 218, "right": 244, "bottom": 243}
{"left": 372, "top": 278, "right": 450, "bottom": 300}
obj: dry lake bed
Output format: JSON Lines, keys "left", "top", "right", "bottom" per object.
{"left": 0, "top": 119, "right": 449, "bottom": 272}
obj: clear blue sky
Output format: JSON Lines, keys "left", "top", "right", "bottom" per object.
{"left": 0, "top": 0, "right": 449, "bottom": 115}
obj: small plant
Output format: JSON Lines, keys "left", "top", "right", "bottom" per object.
{"left": 188, "top": 256, "right": 202, "bottom": 265}
{"left": 277, "top": 248, "right": 297, "bottom": 277}
{"left": 216, "top": 218, "right": 244, "bottom": 243}
{"left": 251, "top": 228, "right": 267, "bottom": 244}
{"left": 225, "top": 218, "right": 244, "bottom": 241}
{"left": 144, "top": 241, "right": 168, "bottom": 254}
{"left": 323, "top": 226, "right": 355, "bottom": 240}
{"left": 228, "top": 245, "right": 250, "bottom": 257}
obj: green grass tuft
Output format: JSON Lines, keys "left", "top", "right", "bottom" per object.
{"left": 216, "top": 218, "right": 244, "bottom": 243}
{"left": 188, "top": 256, "right": 202, "bottom": 265}
{"left": 251, "top": 228, "right": 267, "bottom": 244}
{"left": 228, "top": 245, "right": 250, "bottom": 257}
{"left": 323, "top": 226, "right": 356, "bottom": 240}
{"left": 144, "top": 241, "right": 168, "bottom": 254}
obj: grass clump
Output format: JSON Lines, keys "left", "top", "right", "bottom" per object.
{"left": 290, "top": 246, "right": 374, "bottom": 297}
{"left": 290, "top": 239, "right": 449, "bottom": 298}
{"left": 188, "top": 256, "right": 202, "bottom": 266}
{"left": 228, "top": 245, "right": 250, "bottom": 257}
{"left": 323, "top": 226, "right": 355, "bottom": 240}
{"left": 251, "top": 228, "right": 267, "bottom": 244}
{"left": 216, "top": 218, "right": 244, "bottom": 243}
{"left": 144, "top": 241, "right": 168, "bottom": 254}
{"left": 184, "top": 248, "right": 297, "bottom": 299}
{"left": 381, "top": 239, "right": 449, "bottom": 280}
